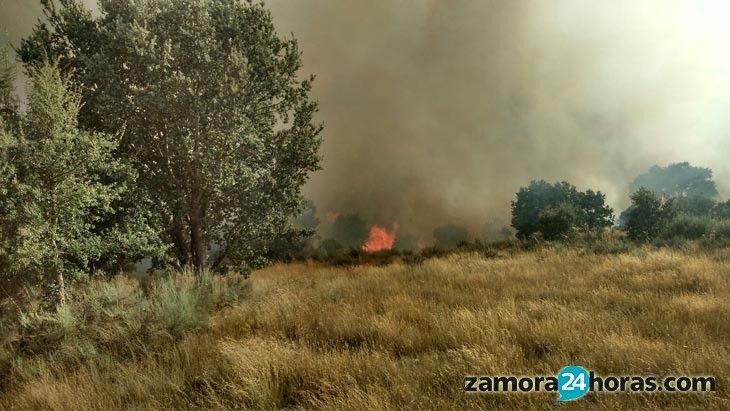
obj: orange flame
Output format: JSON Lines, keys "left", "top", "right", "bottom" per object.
{"left": 362, "top": 223, "right": 398, "bottom": 252}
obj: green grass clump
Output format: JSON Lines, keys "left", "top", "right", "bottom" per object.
{"left": 0, "top": 270, "right": 249, "bottom": 393}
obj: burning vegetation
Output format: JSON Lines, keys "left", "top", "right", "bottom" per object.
{"left": 362, "top": 224, "right": 398, "bottom": 252}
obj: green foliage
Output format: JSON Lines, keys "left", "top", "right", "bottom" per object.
{"left": 623, "top": 187, "right": 677, "bottom": 242}
{"left": 0, "top": 55, "right": 17, "bottom": 275}
{"left": 266, "top": 199, "right": 321, "bottom": 262}
{"left": 703, "top": 220, "right": 730, "bottom": 248}
{"left": 296, "top": 199, "right": 320, "bottom": 231}
{"left": 658, "top": 215, "right": 711, "bottom": 242}
{"left": 152, "top": 274, "right": 209, "bottom": 338}
{"left": 0, "top": 62, "right": 160, "bottom": 302}
{"left": 578, "top": 229, "right": 635, "bottom": 255}
{"left": 711, "top": 200, "right": 730, "bottom": 220}
{"left": 19, "top": 0, "right": 323, "bottom": 271}
{"left": 0, "top": 51, "right": 18, "bottom": 130}
{"left": 265, "top": 228, "right": 311, "bottom": 263}
{"left": 511, "top": 180, "right": 614, "bottom": 240}
{"left": 0, "top": 269, "right": 248, "bottom": 391}
{"left": 537, "top": 202, "right": 578, "bottom": 241}
{"left": 673, "top": 195, "right": 717, "bottom": 216}
{"left": 629, "top": 162, "right": 718, "bottom": 199}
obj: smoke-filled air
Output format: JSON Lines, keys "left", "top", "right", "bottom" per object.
{"left": 4, "top": 0, "right": 730, "bottom": 245}
{"left": 267, "top": 0, "right": 730, "bottom": 243}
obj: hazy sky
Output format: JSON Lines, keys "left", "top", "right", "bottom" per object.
{"left": 3, "top": 0, "right": 730, "bottom": 240}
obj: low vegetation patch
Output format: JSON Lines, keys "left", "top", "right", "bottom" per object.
{"left": 0, "top": 270, "right": 249, "bottom": 395}
{"left": 1, "top": 249, "right": 728, "bottom": 410}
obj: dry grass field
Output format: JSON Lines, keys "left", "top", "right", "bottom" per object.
{"left": 2, "top": 248, "right": 729, "bottom": 410}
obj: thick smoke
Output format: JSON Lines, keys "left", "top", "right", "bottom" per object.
{"left": 4, "top": 1, "right": 730, "bottom": 243}
{"left": 266, "top": 0, "right": 730, "bottom": 241}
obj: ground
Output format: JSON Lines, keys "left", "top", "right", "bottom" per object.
{"left": 2, "top": 248, "right": 729, "bottom": 410}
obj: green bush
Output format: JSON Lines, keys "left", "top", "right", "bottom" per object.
{"left": 537, "top": 202, "right": 579, "bottom": 241}
{"left": 658, "top": 215, "right": 712, "bottom": 242}
{"left": 0, "top": 270, "right": 249, "bottom": 392}
{"left": 703, "top": 220, "right": 730, "bottom": 248}
{"left": 153, "top": 274, "right": 209, "bottom": 338}
{"left": 623, "top": 188, "right": 676, "bottom": 242}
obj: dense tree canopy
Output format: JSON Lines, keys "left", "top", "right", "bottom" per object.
{"left": 622, "top": 188, "right": 677, "bottom": 242}
{"left": 19, "top": 0, "right": 323, "bottom": 271}
{"left": 511, "top": 180, "right": 614, "bottom": 240}
{"left": 0, "top": 62, "right": 160, "bottom": 302}
{"left": 629, "top": 162, "right": 718, "bottom": 199}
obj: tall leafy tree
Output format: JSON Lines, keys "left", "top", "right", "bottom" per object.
{"left": 629, "top": 162, "right": 718, "bottom": 199}
{"left": 19, "top": 0, "right": 323, "bottom": 271}
{"left": 0, "top": 62, "right": 159, "bottom": 303}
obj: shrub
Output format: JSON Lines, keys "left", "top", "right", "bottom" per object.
{"left": 674, "top": 195, "right": 717, "bottom": 216}
{"left": 153, "top": 274, "right": 209, "bottom": 338}
{"left": 703, "top": 220, "right": 730, "bottom": 248}
{"left": 658, "top": 215, "right": 712, "bottom": 242}
{"left": 0, "top": 269, "right": 249, "bottom": 392}
{"left": 623, "top": 188, "right": 676, "bottom": 242}
{"left": 711, "top": 200, "right": 730, "bottom": 220}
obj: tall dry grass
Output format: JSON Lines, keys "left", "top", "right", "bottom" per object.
{"left": 1, "top": 248, "right": 729, "bottom": 410}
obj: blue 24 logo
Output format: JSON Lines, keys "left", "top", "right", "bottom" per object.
{"left": 557, "top": 365, "right": 590, "bottom": 401}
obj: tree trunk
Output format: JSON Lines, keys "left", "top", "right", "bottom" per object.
{"left": 56, "top": 270, "right": 67, "bottom": 305}
{"left": 172, "top": 212, "right": 191, "bottom": 267}
{"left": 51, "top": 235, "right": 67, "bottom": 305}
{"left": 189, "top": 205, "right": 207, "bottom": 270}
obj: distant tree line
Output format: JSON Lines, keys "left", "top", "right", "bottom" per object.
{"left": 511, "top": 162, "right": 730, "bottom": 248}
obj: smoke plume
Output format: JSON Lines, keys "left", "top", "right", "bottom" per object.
{"left": 4, "top": 0, "right": 730, "bottom": 242}
{"left": 265, "top": 0, "right": 730, "bottom": 241}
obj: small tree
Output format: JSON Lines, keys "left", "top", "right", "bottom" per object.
{"left": 0, "top": 63, "right": 157, "bottom": 303}
{"left": 623, "top": 187, "right": 676, "bottom": 242}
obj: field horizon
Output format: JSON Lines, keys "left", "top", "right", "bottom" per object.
{"left": 2, "top": 247, "right": 728, "bottom": 410}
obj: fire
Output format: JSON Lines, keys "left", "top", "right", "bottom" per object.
{"left": 362, "top": 223, "right": 398, "bottom": 252}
